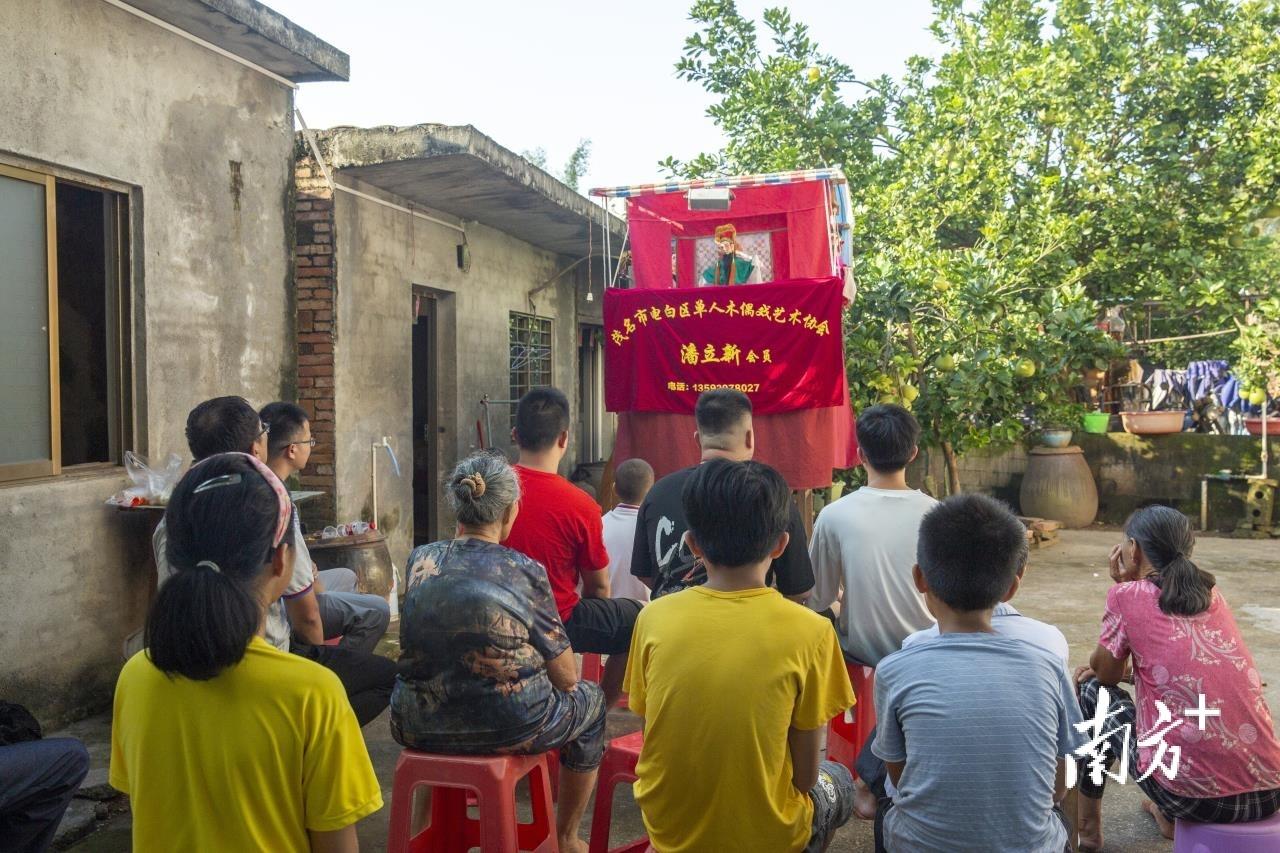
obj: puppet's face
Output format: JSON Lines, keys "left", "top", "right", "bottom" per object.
{"left": 716, "top": 238, "right": 735, "bottom": 255}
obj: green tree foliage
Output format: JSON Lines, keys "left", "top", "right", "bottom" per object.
{"left": 562, "top": 139, "right": 592, "bottom": 192}
{"left": 521, "top": 140, "right": 593, "bottom": 192}
{"left": 668, "top": 0, "right": 1280, "bottom": 491}
{"left": 1232, "top": 293, "right": 1280, "bottom": 399}
{"left": 522, "top": 146, "right": 549, "bottom": 170}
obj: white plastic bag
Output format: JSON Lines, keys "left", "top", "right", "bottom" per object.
{"left": 106, "top": 451, "right": 185, "bottom": 507}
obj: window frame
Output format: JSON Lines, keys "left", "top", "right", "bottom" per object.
{"left": 0, "top": 163, "right": 61, "bottom": 482}
{"left": 0, "top": 161, "right": 133, "bottom": 484}
{"left": 508, "top": 311, "right": 554, "bottom": 401}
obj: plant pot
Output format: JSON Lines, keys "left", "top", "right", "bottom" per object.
{"left": 1082, "top": 412, "right": 1110, "bottom": 434}
{"left": 1245, "top": 416, "right": 1272, "bottom": 437}
{"left": 1120, "top": 410, "right": 1186, "bottom": 435}
{"left": 1039, "top": 429, "right": 1073, "bottom": 448}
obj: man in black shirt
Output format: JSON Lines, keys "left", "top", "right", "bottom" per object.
{"left": 629, "top": 389, "right": 814, "bottom": 601}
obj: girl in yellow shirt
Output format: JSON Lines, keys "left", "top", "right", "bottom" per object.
{"left": 110, "top": 453, "right": 382, "bottom": 852}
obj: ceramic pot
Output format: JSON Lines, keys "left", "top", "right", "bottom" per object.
{"left": 307, "top": 530, "right": 395, "bottom": 597}
{"left": 1039, "top": 429, "right": 1073, "bottom": 448}
{"left": 1019, "top": 446, "right": 1098, "bottom": 528}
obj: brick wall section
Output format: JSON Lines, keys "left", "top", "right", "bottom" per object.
{"left": 294, "top": 154, "right": 337, "bottom": 529}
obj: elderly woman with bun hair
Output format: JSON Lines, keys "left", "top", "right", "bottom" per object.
{"left": 392, "top": 451, "right": 606, "bottom": 852}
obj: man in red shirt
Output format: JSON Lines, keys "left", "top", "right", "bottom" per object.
{"left": 504, "top": 388, "right": 642, "bottom": 707}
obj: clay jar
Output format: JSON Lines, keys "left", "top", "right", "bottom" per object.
{"left": 1019, "top": 446, "right": 1099, "bottom": 528}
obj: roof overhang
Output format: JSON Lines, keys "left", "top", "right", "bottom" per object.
{"left": 120, "top": 0, "right": 349, "bottom": 82}
{"left": 306, "top": 124, "right": 625, "bottom": 257}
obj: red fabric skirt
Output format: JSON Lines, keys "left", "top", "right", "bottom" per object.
{"left": 614, "top": 403, "right": 855, "bottom": 490}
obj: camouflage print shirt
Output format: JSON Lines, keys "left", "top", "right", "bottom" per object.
{"left": 391, "top": 538, "right": 571, "bottom": 749}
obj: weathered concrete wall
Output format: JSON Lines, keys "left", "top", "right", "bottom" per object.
{"left": 331, "top": 176, "right": 598, "bottom": 569}
{"left": 0, "top": 0, "right": 297, "bottom": 725}
{"left": 908, "top": 433, "right": 1270, "bottom": 526}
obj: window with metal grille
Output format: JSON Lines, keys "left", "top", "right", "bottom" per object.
{"left": 508, "top": 312, "right": 553, "bottom": 402}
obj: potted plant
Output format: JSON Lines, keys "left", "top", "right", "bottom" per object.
{"left": 1033, "top": 401, "right": 1087, "bottom": 447}
{"left": 1021, "top": 398, "right": 1099, "bottom": 527}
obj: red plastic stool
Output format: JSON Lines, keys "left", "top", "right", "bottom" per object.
{"left": 580, "top": 653, "right": 630, "bottom": 709}
{"left": 581, "top": 653, "right": 604, "bottom": 682}
{"left": 588, "top": 730, "right": 649, "bottom": 853}
{"left": 827, "top": 662, "right": 876, "bottom": 776}
{"left": 546, "top": 749, "right": 561, "bottom": 800}
{"left": 387, "top": 749, "right": 556, "bottom": 853}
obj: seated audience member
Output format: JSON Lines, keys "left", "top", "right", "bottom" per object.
{"left": 872, "top": 494, "right": 1082, "bottom": 853}
{"left": 394, "top": 452, "right": 606, "bottom": 851}
{"left": 901, "top": 567, "right": 1069, "bottom": 671}
{"left": 1075, "top": 505, "right": 1280, "bottom": 849}
{"left": 602, "top": 458, "right": 654, "bottom": 603}
{"left": 624, "top": 459, "right": 855, "bottom": 852}
{"left": 808, "top": 403, "right": 936, "bottom": 665}
{"left": 503, "top": 388, "right": 641, "bottom": 708}
{"left": 260, "top": 401, "right": 391, "bottom": 653}
{"left": 0, "top": 703, "right": 89, "bottom": 853}
{"left": 153, "top": 396, "right": 395, "bottom": 726}
{"left": 111, "top": 453, "right": 381, "bottom": 851}
{"left": 854, "top": 518, "right": 1071, "bottom": 837}
{"left": 630, "top": 389, "right": 814, "bottom": 602}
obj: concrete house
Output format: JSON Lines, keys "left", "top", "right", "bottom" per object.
{"left": 293, "top": 125, "right": 625, "bottom": 568}
{"left": 0, "top": 0, "right": 347, "bottom": 724}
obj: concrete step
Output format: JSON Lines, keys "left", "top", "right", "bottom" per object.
{"left": 52, "top": 799, "right": 103, "bottom": 849}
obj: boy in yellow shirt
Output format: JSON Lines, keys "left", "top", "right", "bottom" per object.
{"left": 624, "top": 459, "right": 855, "bottom": 852}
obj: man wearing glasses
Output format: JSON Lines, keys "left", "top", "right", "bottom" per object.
{"left": 259, "top": 402, "right": 391, "bottom": 656}
{"left": 143, "top": 397, "right": 395, "bottom": 726}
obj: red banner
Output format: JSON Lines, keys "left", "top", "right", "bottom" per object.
{"left": 604, "top": 277, "right": 845, "bottom": 415}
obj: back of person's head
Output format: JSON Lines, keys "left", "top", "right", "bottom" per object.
{"left": 917, "top": 494, "right": 1027, "bottom": 611}
{"left": 614, "top": 458, "right": 654, "bottom": 505}
{"left": 856, "top": 404, "right": 921, "bottom": 473}
{"left": 259, "top": 401, "right": 308, "bottom": 458}
{"left": 447, "top": 451, "right": 521, "bottom": 527}
{"left": 514, "top": 388, "right": 570, "bottom": 452}
{"left": 694, "top": 389, "right": 752, "bottom": 450}
{"left": 1125, "top": 505, "right": 1215, "bottom": 616}
{"left": 185, "top": 396, "right": 261, "bottom": 460}
{"left": 146, "top": 453, "right": 291, "bottom": 680}
{"left": 683, "top": 458, "right": 790, "bottom": 568}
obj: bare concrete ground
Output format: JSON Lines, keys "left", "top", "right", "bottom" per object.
{"left": 64, "top": 530, "right": 1279, "bottom": 852}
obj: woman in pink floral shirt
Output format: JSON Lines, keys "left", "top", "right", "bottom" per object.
{"left": 1074, "top": 505, "right": 1280, "bottom": 850}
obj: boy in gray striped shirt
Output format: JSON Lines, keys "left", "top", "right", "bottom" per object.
{"left": 872, "top": 494, "right": 1084, "bottom": 852}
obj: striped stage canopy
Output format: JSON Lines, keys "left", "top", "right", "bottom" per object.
{"left": 589, "top": 168, "right": 847, "bottom": 199}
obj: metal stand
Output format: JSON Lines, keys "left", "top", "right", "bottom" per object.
{"left": 1200, "top": 474, "right": 1278, "bottom": 538}
{"left": 1199, "top": 402, "right": 1275, "bottom": 537}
